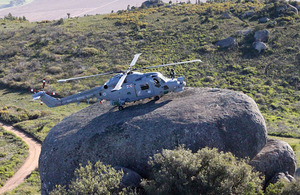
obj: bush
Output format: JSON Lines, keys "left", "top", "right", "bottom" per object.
{"left": 142, "top": 146, "right": 263, "bottom": 195}
{"left": 266, "top": 180, "right": 300, "bottom": 195}
{"left": 50, "top": 161, "right": 135, "bottom": 195}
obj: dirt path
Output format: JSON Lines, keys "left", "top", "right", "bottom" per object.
{"left": 0, "top": 122, "right": 41, "bottom": 194}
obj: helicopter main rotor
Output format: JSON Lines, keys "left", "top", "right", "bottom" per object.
{"left": 57, "top": 53, "right": 202, "bottom": 91}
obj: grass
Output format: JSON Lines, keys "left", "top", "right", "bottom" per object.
{"left": 0, "top": 127, "right": 28, "bottom": 187}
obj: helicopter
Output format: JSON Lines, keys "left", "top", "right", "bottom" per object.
{"left": 32, "top": 53, "right": 201, "bottom": 110}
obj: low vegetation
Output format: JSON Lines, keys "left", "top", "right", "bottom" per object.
{"left": 142, "top": 146, "right": 263, "bottom": 194}
{"left": 51, "top": 147, "right": 300, "bottom": 195}
{"left": 50, "top": 161, "right": 133, "bottom": 195}
{"left": 0, "top": 127, "right": 28, "bottom": 187}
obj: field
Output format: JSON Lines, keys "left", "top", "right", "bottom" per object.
{"left": 0, "top": 0, "right": 170, "bottom": 21}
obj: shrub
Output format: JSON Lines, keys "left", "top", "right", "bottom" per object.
{"left": 50, "top": 161, "right": 135, "bottom": 195}
{"left": 78, "top": 47, "right": 99, "bottom": 57}
{"left": 281, "top": 180, "right": 300, "bottom": 194}
{"left": 142, "top": 146, "right": 263, "bottom": 195}
{"left": 266, "top": 180, "right": 300, "bottom": 195}
{"left": 48, "top": 66, "right": 63, "bottom": 74}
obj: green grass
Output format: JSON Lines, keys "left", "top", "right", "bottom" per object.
{"left": 0, "top": 127, "right": 28, "bottom": 187}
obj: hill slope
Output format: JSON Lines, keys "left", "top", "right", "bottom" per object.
{"left": 0, "top": 1, "right": 299, "bottom": 139}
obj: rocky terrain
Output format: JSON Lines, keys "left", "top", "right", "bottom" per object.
{"left": 37, "top": 87, "right": 295, "bottom": 194}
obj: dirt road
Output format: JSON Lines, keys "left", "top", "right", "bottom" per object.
{"left": 0, "top": 122, "right": 41, "bottom": 194}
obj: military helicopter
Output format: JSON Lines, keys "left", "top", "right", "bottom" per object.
{"left": 32, "top": 53, "right": 201, "bottom": 110}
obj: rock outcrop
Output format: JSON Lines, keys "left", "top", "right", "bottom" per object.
{"left": 250, "top": 139, "right": 297, "bottom": 184}
{"left": 39, "top": 88, "right": 268, "bottom": 194}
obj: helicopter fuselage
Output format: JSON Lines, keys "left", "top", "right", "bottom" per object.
{"left": 100, "top": 71, "right": 186, "bottom": 106}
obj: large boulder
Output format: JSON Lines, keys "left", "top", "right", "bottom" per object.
{"left": 39, "top": 88, "right": 267, "bottom": 194}
{"left": 250, "top": 139, "right": 297, "bottom": 184}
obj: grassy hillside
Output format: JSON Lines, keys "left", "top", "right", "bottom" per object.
{"left": 0, "top": 1, "right": 299, "bottom": 141}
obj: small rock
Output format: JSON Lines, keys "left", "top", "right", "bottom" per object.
{"left": 215, "top": 37, "right": 236, "bottom": 48}
{"left": 276, "top": 5, "right": 287, "bottom": 13}
{"left": 254, "top": 30, "right": 269, "bottom": 42}
{"left": 276, "top": 4, "right": 298, "bottom": 14}
{"left": 242, "top": 11, "right": 255, "bottom": 18}
{"left": 221, "top": 13, "right": 231, "bottom": 19}
{"left": 114, "top": 166, "right": 142, "bottom": 188}
{"left": 259, "top": 17, "right": 270, "bottom": 23}
{"left": 268, "top": 172, "right": 295, "bottom": 185}
{"left": 236, "top": 29, "right": 253, "bottom": 36}
{"left": 253, "top": 41, "right": 268, "bottom": 53}
{"left": 296, "top": 167, "right": 300, "bottom": 178}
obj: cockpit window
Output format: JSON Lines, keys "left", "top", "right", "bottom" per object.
{"left": 141, "top": 84, "right": 149, "bottom": 90}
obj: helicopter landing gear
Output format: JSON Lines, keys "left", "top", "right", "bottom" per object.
{"left": 154, "top": 96, "right": 160, "bottom": 101}
{"left": 118, "top": 105, "right": 124, "bottom": 111}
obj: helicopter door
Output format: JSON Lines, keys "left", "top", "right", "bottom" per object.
{"left": 135, "top": 82, "right": 152, "bottom": 97}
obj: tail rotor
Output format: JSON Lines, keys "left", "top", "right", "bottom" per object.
{"left": 30, "top": 79, "right": 58, "bottom": 105}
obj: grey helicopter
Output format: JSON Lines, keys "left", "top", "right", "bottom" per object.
{"left": 32, "top": 53, "right": 201, "bottom": 110}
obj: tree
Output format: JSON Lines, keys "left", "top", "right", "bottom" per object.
{"left": 142, "top": 146, "right": 264, "bottom": 195}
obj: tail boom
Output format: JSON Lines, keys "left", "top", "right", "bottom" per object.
{"left": 32, "top": 86, "right": 103, "bottom": 108}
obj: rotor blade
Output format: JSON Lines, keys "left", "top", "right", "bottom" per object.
{"left": 112, "top": 73, "right": 127, "bottom": 91}
{"left": 57, "top": 71, "right": 121, "bottom": 82}
{"left": 135, "top": 59, "right": 202, "bottom": 70}
{"left": 129, "top": 53, "right": 142, "bottom": 69}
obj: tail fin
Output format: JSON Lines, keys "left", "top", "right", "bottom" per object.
{"left": 32, "top": 91, "right": 62, "bottom": 107}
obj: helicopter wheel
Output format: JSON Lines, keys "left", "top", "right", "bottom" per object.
{"left": 154, "top": 96, "right": 160, "bottom": 101}
{"left": 118, "top": 106, "right": 124, "bottom": 111}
